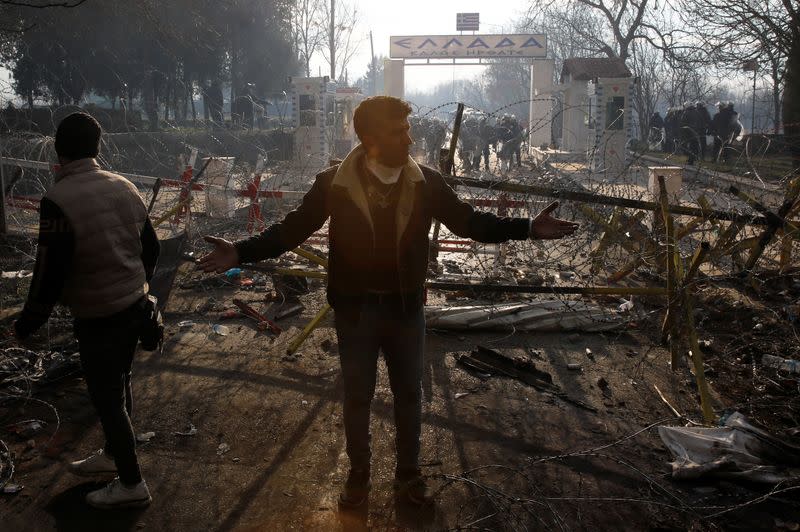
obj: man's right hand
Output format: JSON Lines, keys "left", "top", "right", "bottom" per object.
{"left": 198, "top": 235, "right": 239, "bottom": 273}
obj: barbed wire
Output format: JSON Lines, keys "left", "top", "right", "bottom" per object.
{"left": 1, "top": 94, "right": 798, "bottom": 525}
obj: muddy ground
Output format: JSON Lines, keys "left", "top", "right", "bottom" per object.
{"left": 1, "top": 161, "right": 800, "bottom": 531}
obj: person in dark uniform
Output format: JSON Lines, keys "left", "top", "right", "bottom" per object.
{"left": 695, "top": 101, "right": 712, "bottom": 161}
{"left": 479, "top": 116, "right": 497, "bottom": 171}
{"left": 649, "top": 111, "right": 665, "bottom": 151}
{"left": 664, "top": 107, "right": 680, "bottom": 154}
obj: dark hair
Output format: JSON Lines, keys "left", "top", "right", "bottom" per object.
{"left": 55, "top": 112, "right": 102, "bottom": 160}
{"left": 353, "top": 96, "right": 412, "bottom": 142}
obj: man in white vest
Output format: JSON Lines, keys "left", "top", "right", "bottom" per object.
{"left": 14, "top": 112, "right": 159, "bottom": 509}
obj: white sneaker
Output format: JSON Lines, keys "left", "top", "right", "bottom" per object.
{"left": 68, "top": 449, "right": 117, "bottom": 477}
{"left": 86, "top": 477, "right": 152, "bottom": 509}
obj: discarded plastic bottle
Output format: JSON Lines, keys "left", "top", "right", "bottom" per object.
{"left": 225, "top": 268, "right": 242, "bottom": 279}
{"left": 761, "top": 354, "right": 800, "bottom": 374}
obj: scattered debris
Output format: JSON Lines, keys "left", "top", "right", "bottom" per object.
{"left": 273, "top": 302, "right": 305, "bottom": 321}
{"left": 454, "top": 392, "right": 470, "bottom": 399}
{"left": 212, "top": 324, "right": 230, "bottom": 336}
{"left": 426, "top": 300, "right": 623, "bottom": 332}
{"left": 658, "top": 411, "right": 800, "bottom": 483}
{"left": 1, "top": 483, "right": 23, "bottom": 494}
{"left": 1, "top": 347, "right": 82, "bottom": 388}
{"left": 618, "top": 298, "right": 634, "bottom": 312}
{"left": 174, "top": 423, "right": 197, "bottom": 437}
{"left": 455, "top": 355, "right": 492, "bottom": 380}
{"left": 1, "top": 439, "right": 16, "bottom": 493}
{"left": 762, "top": 354, "right": 800, "bottom": 374}
{"left": 232, "top": 299, "right": 282, "bottom": 334}
{"left": 6, "top": 420, "right": 45, "bottom": 439}
{"left": 1, "top": 270, "right": 32, "bottom": 279}
{"left": 653, "top": 385, "right": 683, "bottom": 420}
{"left": 456, "top": 346, "right": 596, "bottom": 412}
{"left": 136, "top": 432, "right": 156, "bottom": 443}
{"left": 217, "top": 443, "right": 231, "bottom": 456}
{"left": 567, "top": 363, "right": 582, "bottom": 371}
{"left": 178, "top": 320, "right": 194, "bottom": 329}
{"left": 225, "top": 268, "right": 242, "bottom": 279}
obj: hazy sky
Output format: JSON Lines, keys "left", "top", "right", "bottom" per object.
{"left": 311, "top": 0, "right": 531, "bottom": 92}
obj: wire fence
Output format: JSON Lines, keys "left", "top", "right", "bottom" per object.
{"left": 1, "top": 98, "right": 799, "bottom": 525}
{"left": 2, "top": 98, "right": 798, "bottom": 350}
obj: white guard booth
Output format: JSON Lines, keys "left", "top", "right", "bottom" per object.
{"left": 588, "top": 75, "right": 637, "bottom": 178}
{"left": 290, "top": 76, "right": 333, "bottom": 170}
{"left": 330, "top": 87, "right": 366, "bottom": 159}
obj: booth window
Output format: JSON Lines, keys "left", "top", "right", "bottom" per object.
{"left": 299, "top": 94, "right": 316, "bottom": 126}
{"left": 605, "top": 97, "right": 624, "bottom": 130}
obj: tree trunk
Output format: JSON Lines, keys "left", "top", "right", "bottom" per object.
{"left": 230, "top": 37, "right": 239, "bottom": 125}
{"left": 163, "top": 78, "right": 170, "bottom": 121}
{"left": 770, "top": 63, "right": 781, "bottom": 133}
{"left": 183, "top": 72, "right": 191, "bottom": 122}
{"left": 27, "top": 89, "right": 33, "bottom": 110}
{"left": 144, "top": 72, "right": 159, "bottom": 130}
{"left": 784, "top": 29, "right": 800, "bottom": 174}
{"left": 191, "top": 85, "right": 197, "bottom": 126}
{"left": 172, "top": 78, "right": 180, "bottom": 123}
{"left": 329, "top": 0, "right": 336, "bottom": 80}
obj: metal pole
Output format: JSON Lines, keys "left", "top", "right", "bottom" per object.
{"left": 0, "top": 133, "right": 6, "bottom": 235}
{"left": 369, "top": 31, "right": 376, "bottom": 96}
{"left": 751, "top": 67, "right": 757, "bottom": 134}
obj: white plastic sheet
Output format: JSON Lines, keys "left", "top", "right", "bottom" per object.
{"left": 658, "top": 412, "right": 800, "bottom": 483}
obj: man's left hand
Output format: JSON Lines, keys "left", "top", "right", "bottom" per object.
{"left": 530, "top": 201, "right": 579, "bottom": 240}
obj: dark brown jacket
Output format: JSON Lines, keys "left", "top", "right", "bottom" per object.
{"left": 235, "top": 145, "right": 530, "bottom": 310}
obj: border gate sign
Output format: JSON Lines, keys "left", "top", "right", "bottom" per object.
{"left": 456, "top": 13, "right": 479, "bottom": 31}
{"left": 390, "top": 34, "right": 547, "bottom": 59}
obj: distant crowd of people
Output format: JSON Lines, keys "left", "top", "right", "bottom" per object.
{"left": 649, "top": 101, "right": 743, "bottom": 164}
{"left": 408, "top": 112, "right": 526, "bottom": 175}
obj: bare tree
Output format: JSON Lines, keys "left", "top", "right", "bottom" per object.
{"left": 320, "top": 0, "right": 362, "bottom": 83}
{"left": 519, "top": 4, "right": 605, "bottom": 77}
{"left": 629, "top": 39, "right": 664, "bottom": 138}
{"left": 290, "top": 0, "right": 325, "bottom": 77}
{"left": 674, "top": 0, "right": 800, "bottom": 132}
{"left": 524, "top": 0, "right": 657, "bottom": 62}
{"left": 522, "top": 0, "right": 686, "bottom": 138}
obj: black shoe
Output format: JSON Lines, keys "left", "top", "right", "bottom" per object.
{"left": 339, "top": 468, "right": 370, "bottom": 508}
{"left": 393, "top": 469, "right": 433, "bottom": 506}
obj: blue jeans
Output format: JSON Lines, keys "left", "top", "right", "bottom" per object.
{"left": 334, "top": 299, "right": 425, "bottom": 473}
